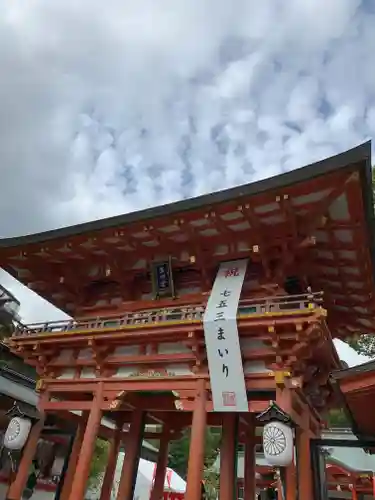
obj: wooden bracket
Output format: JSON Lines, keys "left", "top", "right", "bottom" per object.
{"left": 109, "top": 390, "right": 127, "bottom": 410}
{"left": 274, "top": 370, "right": 291, "bottom": 386}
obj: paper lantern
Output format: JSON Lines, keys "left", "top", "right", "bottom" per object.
{"left": 4, "top": 417, "right": 32, "bottom": 450}
{"left": 263, "top": 421, "right": 293, "bottom": 467}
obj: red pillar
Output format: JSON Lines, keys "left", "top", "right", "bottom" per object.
{"left": 6, "top": 416, "right": 45, "bottom": 500}
{"left": 116, "top": 410, "right": 145, "bottom": 500}
{"left": 68, "top": 385, "right": 104, "bottom": 500}
{"left": 99, "top": 428, "right": 122, "bottom": 500}
{"left": 297, "top": 429, "right": 313, "bottom": 500}
{"left": 351, "top": 486, "right": 358, "bottom": 500}
{"left": 220, "top": 414, "right": 238, "bottom": 500}
{"left": 285, "top": 461, "right": 297, "bottom": 500}
{"left": 60, "top": 415, "right": 87, "bottom": 500}
{"left": 185, "top": 379, "right": 207, "bottom": 500}
{"left": 150, "top": 429, "right": 170, "bottom": 500}
{"left": 243, "top": 422, "right": 256, "bottom": 500}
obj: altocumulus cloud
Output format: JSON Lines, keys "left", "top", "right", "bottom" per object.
{"left": 0, "top": 0, "right": 374, "bottom": 321}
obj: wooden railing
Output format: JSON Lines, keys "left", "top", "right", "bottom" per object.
{"left": 13, "top": 292, "right": 323, "bottom": 337}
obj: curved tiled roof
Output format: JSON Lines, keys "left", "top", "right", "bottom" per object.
{"left": 0, "top": 141, "right": 372, "bottom": 248}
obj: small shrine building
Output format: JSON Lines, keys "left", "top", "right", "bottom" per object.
{"left": 1, "top": 141, "right": 375, "bottom": 500}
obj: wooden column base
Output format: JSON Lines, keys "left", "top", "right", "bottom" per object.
{"left": 150, "top": 430, "right": 170, "bottom": 500}
{"left": 68, "top": 387, "right": 103, "bottom": 500}
{"left": 99, "top": 429, "right": 121, "bottom": 500}
{"left": 297, "top": 429, "right": 313, "bottom": 500}
{"left": 243, "top": 421, "right": 256, "bottom": 500}
{"left": 220, "top": 414, "right": 238, "bottom": 500}
{"left": 185, "top": 379, "right": 207, "bottom": 500}
{"left": 116, "top": 410, "right": 145, "bottom": 500}
{"left": 60, "top": 416, "right": 87, "bottom": 500}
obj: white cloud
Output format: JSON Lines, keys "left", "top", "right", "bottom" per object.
{"left": 0, "top": 0, "right": 374, "bottom": 322}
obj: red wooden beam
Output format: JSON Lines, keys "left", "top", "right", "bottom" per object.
{"left": 40, "top": 401, "right": 98, "bottom": 411}
{"left": 48, "top": 352, "right": 196, "bottom": 368}
{"left": 338, "top": 371, "right": 375, "bottom": 394}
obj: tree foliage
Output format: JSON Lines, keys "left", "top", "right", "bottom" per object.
{"left": 326, "top": 408, "right": 350, "bottom": 428}
{"left": 349, "top": 334, "right": 375, "bottom": 357}
{"left": 0, "top": 321, "right": 14, "bottom": 340}
{"left": 203, "top": 468, "right": 220, "bottom": 500}
{"left": 168, "top": 428, "right": 221, "bottom": 500}
{"left": 88, "top": 438, "right": 110, "bottom": 489}
{"left": 168, "top": 428, "right": 221, "bottom": 480}
{"left": 168, "top": 430, "right": 191, "bottom": 479}
{"left": 203, "top": 429, "right": 221, "bottom": 470}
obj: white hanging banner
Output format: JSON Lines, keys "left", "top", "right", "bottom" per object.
{"left": 203, "top": 259, "right": 248, "bottom": 412}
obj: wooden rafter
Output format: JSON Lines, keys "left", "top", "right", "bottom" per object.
{"left": 237, "top": 202, "right": 272, "bottom": 277}
{"left": 298, "top": 172, "right": 357, "bottom": 247}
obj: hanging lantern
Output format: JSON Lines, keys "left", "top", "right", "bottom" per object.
{"left": 257, "top": 401, "right": 295, "bottom": 468}
{"left": 262, "top": 421, "right": 293, "bottom": 466}
{"left": 4, "top": 417, "right": 32, "bottom": 450}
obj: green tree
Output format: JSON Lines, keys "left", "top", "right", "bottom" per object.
{"left": 168, "top": 429, "right": 191, "bottom": 479}
{"left": 326, "top": 408, "right": 350, "bottom": 428}
{"left": 88, "top": 438, "right": 110, "bottom": 489}
{"left": 0, "top": 321, "right": 14, "bottom": 339}
{"left": 349, "top": 334, "right": 375, "bottom": 357}
{"left": 202, "top": 468, "right": 219, "bottom": 500}
{"left": 168, "top": 427, "right": 221, "bottom": 479}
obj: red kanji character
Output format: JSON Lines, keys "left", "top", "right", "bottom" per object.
{"left": 224, "top": 267, "right": 239, "bottom": 278}
{"left": 222, "top": 391, "right": 236, "bottom": 407}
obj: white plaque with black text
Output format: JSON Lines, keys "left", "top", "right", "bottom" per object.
{"left": 203, "top": 259, "right": 248, "bottom": 412}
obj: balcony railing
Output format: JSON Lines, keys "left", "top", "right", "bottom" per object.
{"left": 13, "top": 292, "right": 323, "bottom": 338}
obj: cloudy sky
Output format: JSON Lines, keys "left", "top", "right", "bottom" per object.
{"left": 0, "top": 0, "right": 374, "bottom": 323}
